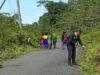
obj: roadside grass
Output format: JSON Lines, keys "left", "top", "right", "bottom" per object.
{"left": 0, "top": 45, "right": 41, "bottom": 68}
{"left": 78, "top": 26, "right": 100, "bottom": 75}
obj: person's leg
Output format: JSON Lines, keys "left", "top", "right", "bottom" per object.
{"left": 55, "top": 42, "right": 56, "bottom": 49}
{"left": 49, "top": 41, "right": 52, "bottom": 49}
{"left": 72, "top": 46, "right": 76, "bottom": 64}
{"left": 62, "top": 41, "right": 64, "bottom": 49}
{"left": 62, "top": 41, "right": 65, "bottom": 50}
{"left": 40, "top": 42, "right": 42, "bottom": 48}
{"left": 67, "top": 46, "right": 73, "bottom": 65}
{"left": 43, "top": 42, "right": 45, "bottom": 49}
{"left": 45, "top": 44, "right": 47, "bottom": 49}
{"left": 41, "top": 43, "right": 43, "bottom": 48}
{"left": 45, "top": 41, "right": 48, "bottom": 49}
{"left": 29, "top": 42, "right": 32, "bottom": 46}
{"left": 53, "top": 41, "right": 56, "bottom": 49}
{"left": 43, "top": 40, "right": 45, "bottom": 49}
{"left": 31, "top": 42, "right": 32, "bottom": 46}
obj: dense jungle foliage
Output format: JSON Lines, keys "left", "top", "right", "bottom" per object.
{"left": 0, "top": 13, "right": 40, "bottom": 67}
{"left": 0, "top": 0, "right": 100, "bottom": 74}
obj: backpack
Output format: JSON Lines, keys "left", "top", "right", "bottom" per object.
{"left": 64, "top": 36, "right": 68, "bottom": 41}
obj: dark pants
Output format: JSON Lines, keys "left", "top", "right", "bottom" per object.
{"left": 50, "top": 41, "right": 56, "bottom": 49}
{"left": 67, "top": 45, "right": 76, "bottom": 65}
{"left": 43, "top": 43, "right": 48, "bottom": 49}
{"left": 28, "top": 42, "right": 32, "bottom": 46}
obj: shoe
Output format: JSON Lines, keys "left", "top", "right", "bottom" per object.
{"left": 72, "top": 62, "right": 77, "bottom": 65}
{"left": 68, "top": 63, "right": 73, "bottom": 66}
{"left": 49, "top": 47, "right": 52, "bottom": 49}
{"left": 68, "top": 64, "right": 73, "bottom": 66}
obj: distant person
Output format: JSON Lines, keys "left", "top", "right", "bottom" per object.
{"left": 63, "top": 34, "right": 69, "bottom": 47}
{"left": 40, "top": 34, "right": 44, "bottom": 48}
{"left": 49, "top": 33, "right": 57, "bottom": 49}
{"left": 28, "top": 36, "right": 32, "bottom": 46}
{"left": 67, "top": 30, "right": 86, "bottom": 66}
{"left": 61, "top": 32, "right": 67, "bottom": 49}
{"left": 43, "top": 33, "right": 48, "bottom": 49}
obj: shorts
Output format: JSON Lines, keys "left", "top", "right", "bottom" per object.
{"left": 62, "top": 41, "right": 68, "bottom": 46}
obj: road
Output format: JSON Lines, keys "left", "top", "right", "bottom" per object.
{"left": 0, "top": 41, "right": 82, "bottom": 75}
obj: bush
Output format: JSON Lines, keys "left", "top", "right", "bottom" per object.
{"left": 78, "top": 26, "right": 100, "bottom": 75}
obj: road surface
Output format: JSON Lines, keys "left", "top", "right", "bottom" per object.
{"left": 0, "top": 41, "right": 82, "bottom": 75}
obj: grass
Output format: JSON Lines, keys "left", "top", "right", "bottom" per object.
{"left": 78, "top": 26, "right": 100, "bottom": 75}
{"left": 0, "top": 45, "right": 40, "bottom": 68}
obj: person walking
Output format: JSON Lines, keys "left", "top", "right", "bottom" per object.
{"left": 28, "top": 36, "right": 32, "bottom": 46}
{"left": 49, "top": 33, "right": 57, "bottom": 49}
{"left": 67, "top": 30, "right": 86, "bottom": 66}
{"left": 43, "top": 33, "right": 48, "bottom": 49}
{"left": 61, "top": 32, "right": 68, "bottom": 49}
{"left": 63, "top": 34, "right": 69, "bottom": 47}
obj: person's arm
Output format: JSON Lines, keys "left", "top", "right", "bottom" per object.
{"left": 56, "top": 37, "right": 57, "bottom": 42}
{"left": 78, "top": 37, "right": 86, "bottom": 48}
{"left": 77, "top": 36, "right": 83, "bottom": 46}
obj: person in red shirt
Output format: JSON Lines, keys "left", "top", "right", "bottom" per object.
{"left": 40, "top": 34, "right": 44, "bottom": 48}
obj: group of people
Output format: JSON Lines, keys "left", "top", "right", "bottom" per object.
{"left": 39, "top": 33, "right": 57, "bottom": 49}
{"left": 39, "top": 30, "right": 86, "bottom": 66}
{"left": 61, "top": 30, "right": 86, "bottom": 66}
{"left": 28, "top": 30, "right": 86, "bottom": 66}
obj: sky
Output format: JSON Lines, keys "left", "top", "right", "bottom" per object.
{"left": 0, "top": 0, "right": 68, "bottom": 24}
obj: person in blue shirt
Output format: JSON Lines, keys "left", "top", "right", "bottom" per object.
{"left": 67, "top": 30, "right": 86, "bottom": 66}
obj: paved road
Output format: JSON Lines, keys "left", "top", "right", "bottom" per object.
{"left": 0, "top": 42, "right": 82, "bottom": 75}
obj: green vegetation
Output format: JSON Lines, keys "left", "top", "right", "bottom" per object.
{"left": 0, "top": 0, "right": 100, "bottom": 74}
{"left": 78, "top": 26, "right": 100, "bottom": 75}
{"left": 38, "top": 0, "right": 100, "bottom": 33}
{"left": 38, "top": 0, "right": 100, "bottom": 74}
{"left": 0, "top": 13, "right": 40, "bottom": 67}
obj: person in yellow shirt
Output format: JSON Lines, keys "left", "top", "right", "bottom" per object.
{"left": 43, "top": 33, "right": 48, "bottom": 49}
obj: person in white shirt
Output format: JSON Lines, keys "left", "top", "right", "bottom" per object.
{"left": 28, "top": 37, "right": 32, "bottom": 46}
